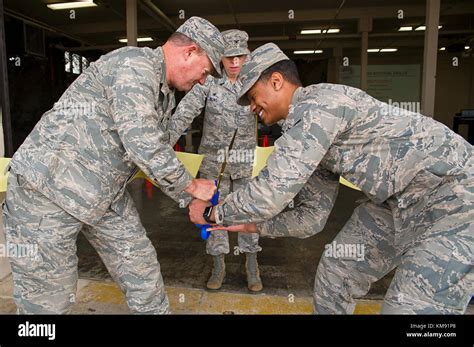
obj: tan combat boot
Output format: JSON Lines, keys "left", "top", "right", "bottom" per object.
{"left": 206, "top": 254, "right": 226, "bottom": 290}
{"left": 245, "top": 252, "right": 263, "bottom": 292}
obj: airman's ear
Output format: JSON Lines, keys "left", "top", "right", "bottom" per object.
{"left": 183, "top": 44, "right": 199, "bottom": 60}
{"left": 270, "top": 72, "right": 284, "bottom": 91}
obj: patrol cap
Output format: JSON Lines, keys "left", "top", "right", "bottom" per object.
{"left": 176, "top": 16, "right": 225, "bottom": 78}
{"left": 222, "top": 29, "right": 250, "bottom": 57}
{"left": 237, "top": 42, "right": 289, "bottom": 106}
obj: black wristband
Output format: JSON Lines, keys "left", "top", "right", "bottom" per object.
{"left": 203, "top": 206, "right": 214, "bottom": 223}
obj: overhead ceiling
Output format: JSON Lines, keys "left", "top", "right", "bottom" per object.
{"left": 4, "top": 0, "right": 474, "bottom": 57}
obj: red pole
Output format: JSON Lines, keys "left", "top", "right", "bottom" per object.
{"left": 145, "top": 180, "right": 153, "bottom": 200}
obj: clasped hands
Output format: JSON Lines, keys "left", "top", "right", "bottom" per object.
{"left": 186, "top": 181, "right": 256, "bottom": 233}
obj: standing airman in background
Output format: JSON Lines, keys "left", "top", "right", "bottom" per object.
{"left": 170, "top": 30, "right": 263, "bottom": 292}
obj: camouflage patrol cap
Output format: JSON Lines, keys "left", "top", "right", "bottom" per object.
{"left": 222, "top": 29, "right": 250, "bottom": 57}
{"left": 237, "top": 42, "right": 289, "bottom": 106}
{"left": 176, "top": 16, "right": 225, "bottom": 78}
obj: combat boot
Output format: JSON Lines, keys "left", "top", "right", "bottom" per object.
{"left": 245, "top": 252, "right": 263, "bottom": 292}
{"left": 206, "top": 254, "right": 225, "bottom": 290}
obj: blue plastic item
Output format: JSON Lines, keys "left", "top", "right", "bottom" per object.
{"left": 195, "top": 180, "right": 219, "bottom": 240}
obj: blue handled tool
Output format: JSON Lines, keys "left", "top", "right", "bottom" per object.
{"left": 195, "top": 180, "right": 220, "bottom": 240}
{"left": 195, "top": 129, "right": 238, "bottom": 240}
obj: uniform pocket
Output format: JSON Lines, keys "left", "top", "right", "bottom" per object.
{"left": 433, "top": 248, "right": 473, "bottom": 310}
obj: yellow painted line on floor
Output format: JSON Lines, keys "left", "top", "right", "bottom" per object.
{"left": 175, "top": 288, "right": 314, "bottom": 314}
{"left": 76, "top": 280, "right": 125, "bottom": 306}
{"left": 74, "top": 279, "right": 382, "bottom": 314}
{"left": 167, "top": 286, "right": 204, "bottom": 314}
{"left": 353, "top": 300, "right": 383, "bottom": 314}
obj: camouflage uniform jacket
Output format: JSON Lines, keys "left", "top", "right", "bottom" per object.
{"left": 9, "top": 46, "right": 193, "bottom": 224}
{"left": 169, "top": 74, "right": 256, "bottom": 179}
{"left": 219, "top": 83, "right": 473, "bottom": 245}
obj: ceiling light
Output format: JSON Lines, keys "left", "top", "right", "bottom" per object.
{"left": 119, "top": 37, "right": 154, "bottom": 43}
{"left": 293, "top": 50, "right": 323, "bottom": 54}
{"left": 47, "top": 1, "right": 97, "bottom": 10}
{"left": 415, "top": 25, "right": 443, "bottom": 31}
{"left": 465, "top": 46, "right": 471, "bottom": 50}
{"left": 301, "top": 30, "right": 321, "bottom": 34}
{"left": 300, "top": 29, "right": 339, "bottom": 35}
{"left": 368, "top": 48, "right": 398, "bottom": 53}
{"left": 439, "top": 47, "right": 446, "bottom": 51}
{"left": 398, "top": 26, "right": 413, "bottom": 31}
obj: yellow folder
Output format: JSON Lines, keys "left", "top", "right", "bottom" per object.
{"left": 251, "top": 146, "right": 361, "bottom": 191}
{"left": 0, "top": 157, "right": 11, "bottom": 193}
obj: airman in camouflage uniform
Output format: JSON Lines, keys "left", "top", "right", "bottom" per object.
{"left": 3, "top": 17, "right": 225, "bottom": 314}
{"left": 170, "top": 30, "right": 262, "bottom": 291}
{"left": 190, "top": 43, "right": 473, "bottom": 314}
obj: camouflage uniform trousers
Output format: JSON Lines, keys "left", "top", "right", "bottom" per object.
{"left": 201, "top": 173, "right": 261, "bottom": 256}
{"left": 3, "top": 172, "right": 170, "bottom": 314}
{"left": 314, "top": 168, "right": 473, "bottom": 314}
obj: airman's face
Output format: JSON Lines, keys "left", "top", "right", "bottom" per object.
{"left": 174, "top": 47, "right": 214, "bottom": 92}
{"left": 247, "top": 76, "right": 289, "bottom": 125}
{"left": 222, "top": 55, "right": 246, "bottom": 79}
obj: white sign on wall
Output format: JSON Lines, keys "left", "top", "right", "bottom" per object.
{"left": 339, "top": 65, "right": 421, "bottom": 103}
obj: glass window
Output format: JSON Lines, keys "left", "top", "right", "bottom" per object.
{"left": 72, "top": 53, "right": 81, "bottom": 74}
{"left": 64, "top": 51, "right": 71, "bottom": 72}
{"left": 82, "top": 56, "right": 89, "bottom": 71}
